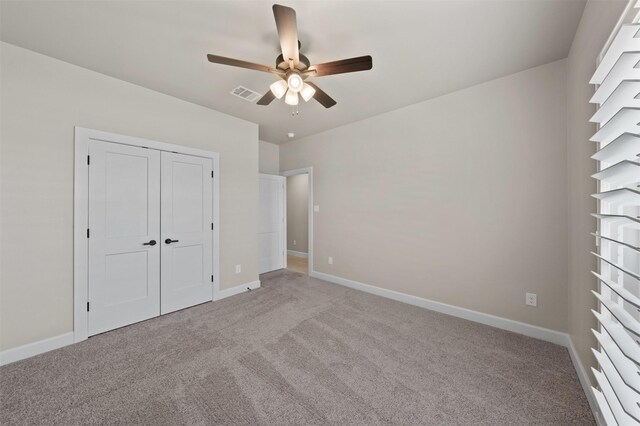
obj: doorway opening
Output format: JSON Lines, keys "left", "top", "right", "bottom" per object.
{"left": 282, "top": 167, "right": 313, "bottom": 276}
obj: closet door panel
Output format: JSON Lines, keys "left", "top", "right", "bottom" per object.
{"left": 88, "top": 141, "right": 161, "bottom": 336}
{"left": 160, "top": 152, "right": 213, "bottom": 314}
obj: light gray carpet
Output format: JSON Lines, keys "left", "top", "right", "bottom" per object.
{"left": 0, "top": 270, "right": 593, "bottom": 425}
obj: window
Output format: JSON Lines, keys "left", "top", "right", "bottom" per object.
{"left": 590, "top": 4, "right": 640, "bottom": 424}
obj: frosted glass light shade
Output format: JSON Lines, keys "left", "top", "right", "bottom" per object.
{"left": 287, "top": 73, "right": 303, "bottom": 92}
{"left": 270, "top": 80, "right": 288, "bottom": 99}
{"left": 285, "top": 90, "right": 299, "bottom": 105}
{"left": 300, "top": 83, "right": 316, "bottom": 102}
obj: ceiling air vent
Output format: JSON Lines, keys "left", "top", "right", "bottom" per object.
{"left": 231, "top": 86, "right": 262, "bottom": 102}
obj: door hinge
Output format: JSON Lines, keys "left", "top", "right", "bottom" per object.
{"left": 87, "top": 302, "right": 90, "bottom": 312}
{"left": 211, "top": 171, "right": 214, "bottom": 178}
{"left": 87, "top": 228, "right": 90, "bottom": 238}
{"left": 211, "top": 223, "right": 214, "bottom": 230}
{"left": 87, "top": 155, "right": 90, "bottom": 165}
{"left": 211, "top": 275, "right": 214, "bottom": 282}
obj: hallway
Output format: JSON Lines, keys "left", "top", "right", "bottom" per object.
{"left": 286, "top": 255, "right": 308, "bottom": 274}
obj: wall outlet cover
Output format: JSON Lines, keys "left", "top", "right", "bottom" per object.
{"left": 525, "top": 293, "right": 537, "bottom": 307}
{"left": 235, "top": 264, "right": 242, "bottom": 274}
{"left": 314, "top": 205, "right": 320, "bottom": 213}
{"left": 328, "top": 256, "right": 333, "bottom": 265}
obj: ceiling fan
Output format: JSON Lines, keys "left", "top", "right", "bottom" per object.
{"left": 206, "top": 4, "right": 373, "bottom": 109}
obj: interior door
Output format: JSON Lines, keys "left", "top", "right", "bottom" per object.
{"left": 161, "top": 152, "right": 213, "bottom": 314}
{"left": 88, "top": 140, "right": 161, "bottom": 336}
{"left": 259, "top": 174, "right": 285, "bottom": 273}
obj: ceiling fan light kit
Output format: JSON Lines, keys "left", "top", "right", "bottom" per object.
{"left": 285, "top": 90, "right": 299, "bottom": 106}
{"left": 300, "top": 83, "right": 316, "bottom": 102}
{"left": 286, "top": 72, "right": 303, "bottom": 92}
{"left": 207, "top": 4, "right": 372, "bottom": 112}
{"left": 270, "top": 79, "right": 288, "bottom": 99}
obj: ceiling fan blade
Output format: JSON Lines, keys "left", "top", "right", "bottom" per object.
{"left": 306, "top": 82, "right": 337, "bottom": 108}
{"left": 272, "top": 4, "right": 300, "bottom": 67}
{"left": 307, "top": 55, "right": 373, "bottom": 77}
{"left": 256, "top": 90, "right": 276, "bottom": 106}
{"left": 207, "top": 54, "right": 282, "bottom": 75}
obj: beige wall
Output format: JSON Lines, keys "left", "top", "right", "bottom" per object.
{"left": 0, "top": 43, "right": 259, "bottom": 351}
{"left": 287, "top": 174, "right": 309, "bottom": 254}
{"left": 281, "top": 59, "right": 569, "bottom": 332}
{"left": 259, "top": 140, "right": 279, "bottom": 174}
{"left": 566, "top": 0, "right": 628, "bottom": 383}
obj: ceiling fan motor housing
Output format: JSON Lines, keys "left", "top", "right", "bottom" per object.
{"left": 276, "top": 52, "right": 310, "bottom": 71}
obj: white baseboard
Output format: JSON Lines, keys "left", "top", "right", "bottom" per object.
{"left": 310, "top": 270, "right": 570, "bottom": 347}
{"left": 1, "top": 281, "right": 261, "bottom": 366}
{"left": 0, "top": 332, "right": 75, "bottom": 366}
{"left": 0, "top": 274, "right": 599, "bottom": 424}
{"left": 308, "top": 272, "right": 606, "bottom": 420}
{"left": 567, "top": 338, "right": 602, "bottom": 425}
{"left": 287, "top": 250, "right": 308, "bottom": 258}
{"left": 310, "top": 271, "right": 605, "bottom": 425}
{"left": 213, "top": 280, "right": 261, "bottom": 301}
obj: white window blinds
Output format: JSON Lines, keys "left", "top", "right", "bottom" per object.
{"left": 590, "top": 7, "right": 640, "bottom": 425}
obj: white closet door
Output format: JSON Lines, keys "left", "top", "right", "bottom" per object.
{"left": 88, "top": 141, "right": 161, "bottom": 336}
{"left": 259, "top": 174, "right": 285, "bottom": 273}
{"left": 161, "top": 152, "right": 213, "bottom": 314}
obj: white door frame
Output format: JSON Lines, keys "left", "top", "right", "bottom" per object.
{"left": 258, "top": 173, "right": 287, "bottom": 272}
{"left": 281, "top": 167, "right": 313, "bottom": 275}
{"left": 73, "top": 127, "right": 220, "bottom": 343}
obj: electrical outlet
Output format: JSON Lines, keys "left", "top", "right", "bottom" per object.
{"left": 314, "top": 205, "right": 320, "bottom": 213}
{"left": 235, "top": 264, "right": 242, "bottom": 274}
{"left": 293, "top": 240, "right": 296, "bottom": 245}
{"left": 526, "top": 293, "right": 537, "bottom": 307}
{"left": 328, "top": 256, "right": 333, "bottom": 265}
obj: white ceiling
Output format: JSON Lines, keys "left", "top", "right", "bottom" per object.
{"left": 0, "top": 0, "right": 586, "bottom": 144}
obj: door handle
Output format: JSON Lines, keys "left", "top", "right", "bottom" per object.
{"left": 143, "top": 240, "right": 157, "bottom": 246}
{"left": 165, "top": 239, "right": 179, "bottom": 244}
